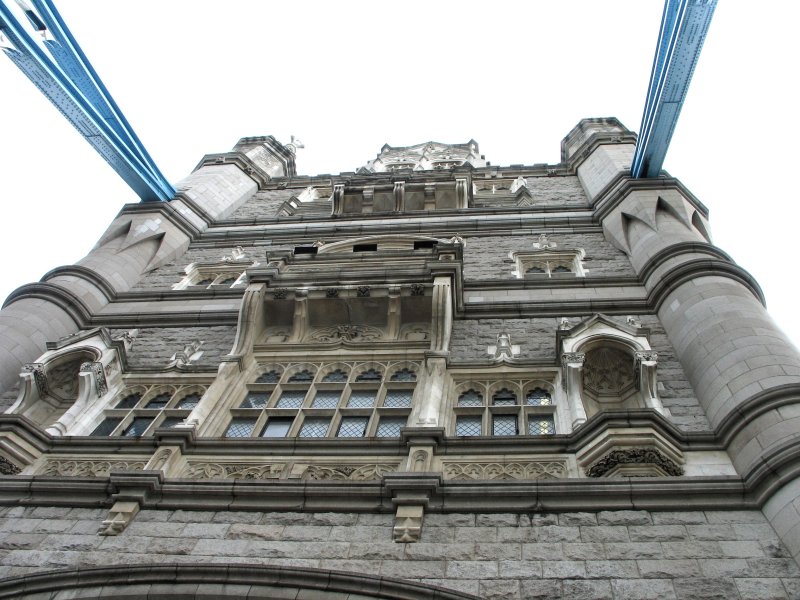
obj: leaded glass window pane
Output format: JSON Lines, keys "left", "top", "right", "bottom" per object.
{"left": 218, "top": 276, "right": 237, "bottom": 285}
{"left": 390, "top": 368, "right": 416, "bottom": 382}
{"left": 347, "top": 391, "right": 375, "bottom": 408}
{"left": 529, "top": 415, "right": 556, "bottom": 435}
{"left": 377, "top": 417, "right": 406, "bottom": 437}
{"left": 240, "top": 393, "right": 269, "bottom": 409}
{"left": 124, "top": 417, "right": 154, "bottom": 437}
{"left": 176, "top": 393, "right": 201, "bottom": 409}
{"left": 337, "top": 416, "right": 368, "bottom": 437}
{"left": 456, "top": 416, "right": 482, "bottom": 436}
{"left": 116, "top": 393, "right": 141, "bottom": 409}
{"left": 262, "top": 417, "right": 293, "bottom": 438}
{"left": 276, "top": 391, "right": 306, "bottom": 408}
{"left": 225, "top": 418, "right": 256, "bottom": 438}
{"left": 492, "top": 388, "right": 517, "bottom": 406}
{"left": 526, "top": 265, "right": 546, "bottom": 274}
{"left": 384, "top": 389, "right": 412, "bottom": 408}
{"left": 299, "top": 417, "right": 330, "bottom": 438}
{"left": 311, "top": 391, "right": 340, "bottom": 408}
{"left": 322, "top": 369, "right": 348, "bottom": 382}
{"left": 145, "top": 393, "right": 171, "bottom": 409}
{"left": 492, "top": 415, "right": 518, "bottom": 436}
{"left": 457, "top": 390, "right": 483, "bottom": 407}
{"left": 91, "top": 417, "right": 121, "bottom": 436}
{"left": 355, "top": 368, "right": 382, "bottom": 382}
{"left": 552, "top": 265, "right": 572, "bottom": 273}
{"left": 288, "top": 369, "right": 314, "bottom": 383}
{"left": 195, "top": 277, "right": 213, "bottom": 286}
{"left": 160, "top": 417, "right": 184, "bottom": 429}
{"left": 526, "top": 388, "right": 552, "bottom": 406}
{"left": 255, "top": 370, "right": 280, "bottom": 383}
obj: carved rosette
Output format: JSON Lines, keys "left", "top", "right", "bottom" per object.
{"left": 182, "top": 463, "right": 285, "bottom": 480}
{"left": 39, "top": 460, "right": 146, "bottom": 477}
{"left": 301, "top": 464, "right": 396, "bottom": 481}
{"left": 443, "top": 461, "right": 567, "bottom": 481}
{"left": 585, "top": 448, "right": 683, "bottom": 478}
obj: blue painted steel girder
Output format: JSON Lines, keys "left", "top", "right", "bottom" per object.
{"left": 631, "top": 0, "right": 716, "bottom": 179}
{"left": 0, "top": 0, "right": 174, "bottom": 201}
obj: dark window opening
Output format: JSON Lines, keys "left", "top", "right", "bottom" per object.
{"left": 413, "top": 240, "right": 437, "bottom": 250}
{"left": 294, "top": 246, "right": 318, "bottom": 255}
{"left": 353, "top": 243, "right": 378, "bottom": 252}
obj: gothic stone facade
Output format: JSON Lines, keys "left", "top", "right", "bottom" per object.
{"left": 0, "top": 119, "right": 799, "bottom": 598}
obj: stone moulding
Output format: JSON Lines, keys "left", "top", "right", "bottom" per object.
{"left": 181, "top": 462, "right": 285, "bottom": 480}
{"left": 586, "top": 447, "right": 684, "bottom": 478}
{"left": 442, "top": 461, "right": 567, "bottom": 480}
{"left": 301, "top": 464, "right": 397, "bottom": 481}
{"left": 39, "top": 459, "right": 146, "bottom": 477}
{"left": 0, "top": 564, "right": 482, "bottom": 600}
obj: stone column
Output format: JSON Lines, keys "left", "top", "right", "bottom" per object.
{"left": 0, "top": 136, "right": 295, "bottom": 393}
{"left": 566, "top": 118, "right": 800, "bottom": 564}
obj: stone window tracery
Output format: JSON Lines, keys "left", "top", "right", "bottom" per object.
{"left": 223, "top": 362, "right": 418, "bottom": 439}
{"left": 451, "top": 378, "right": 558, "bottom": 437}
{"left": 511, "top": 249, "right": 586, "bottom": 279}
{"left": 90, "top": 385, "right": 207, "bottom": 437}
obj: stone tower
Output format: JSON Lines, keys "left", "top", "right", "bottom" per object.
{"left": 0, "top": 119, "right": 799, "bottom": 599}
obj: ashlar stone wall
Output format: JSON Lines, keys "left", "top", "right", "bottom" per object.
{"left": 0, "top": 506, "right": 797, "bottom": 599}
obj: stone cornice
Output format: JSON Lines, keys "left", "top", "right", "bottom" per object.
{"left": 591, "top": 175, "right": 709, "bottom": 222}
{"left": 461, "top": 298, "right": 652, "bottom": 318}
{"left": 192, "top": 151, "right": 274, "bottom": 190}
{"left": 638, "top": 242, "right": 734, "bottom": 284}
{"left": 564, "top": 133, "right": 638, "bottom": 173}
{"left": 646, "top": 257, "right": 766, "bottom": 309}
{"left": 1, "top": 282, "right": 92, "bottom": 325}
{"left": 40, "top": 265, "right": 117, "bottom": 303}
{"left": 116, "top": 196, "right": 205, "bottom": 239}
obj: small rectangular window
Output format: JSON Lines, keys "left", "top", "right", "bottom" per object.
{"left": 293, "top": 246, "right": 318, "bottom": 255}
{"left": 337, "top": 416, "right": 369, "bottom": 437}
{"left": 299, "top": 417, "right": 330, "bottom": 438}
{"left": 528, "top": 415, "right": 556, "bottom": 435}
{"left": 347, "top": 391, "right": 375, "bottom": 408}
{"left": 262, "top": 417, "right": 294, "bottom": 438}
{"left": 456, "top": 416, "right": 482, "bottom": 437}
{"left": 383, "top": 390, "right": 412, "bottom": 408}
{"left": 124, "top": 417, "right": 154, "bottom": 437}
{"left": 352, "top": 243, "right": 377, "bottom": 252}
{"left": 492, "top": 415, "right": 518, "bottom": 436}
{"left": 376, "top": 416, "right": 407, "bottom": 438}
{"left": 90, "top": 417, "right": 121, "bottom": 436}
{"left": 276, "top": 391, "right": 306, "bottom": 408}
{"left": 240, "top": 393, "right": 269, "bottom": 409}
{"left": 225, "top": 418, "right": 256, "bottom": 438}
{"left": 311, "top": 391, "right": 340, "bottom": 408}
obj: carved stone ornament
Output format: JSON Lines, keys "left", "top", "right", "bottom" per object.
{"left": 443, "top": 461, "right": 567, "bottom": 481}
{"left": 98, "top": 500, "right": 140, "bottom": 536}
{"left": 487, "top": 332, "right": 520, "bottom": 360}
{"left": 559, "top": 317, "right": 571, "bottom": 330}
{"left": 325, "top": 288, "right": 339, "bottom": 298}
{"left": 410, "top": 283, "right": 425, "bottom": 296}
{"left": 168, "top": 340, "right": 204, "bottom": 368}
{"left": 182, "top": 463, "right": 285, "bottom": 480}
{"left": 0, "top": 457, "right": 21, "bottom": 475}
{"left": 23, "top": 363, "right": 47, "bottom": 395}
{"left": 583, "top": 347, "right": 635, "bottom": 396}
{"left": 309, "top": 325, "right": 383, "bottom": 343}
{"left": 585, "top": 448, "right": 684, "bottom": 478}
{"left": 80, "top": 361, "right": 108, "bottom": 396}
{"left": 39, "top": 459, "right": 146, "bottom": 477}
{"left": 356, "top": 285, "right": 371, "bottom": 297}
{"left": 272, "top": 288, "right": 289, "bottom": 300}
{"left": 301, "top": 464, "right": 396, "bottom": 481}
{"left": 561, "top": 352, "right": 585, "bottom": 367}
{"left": 533, "top": 233, "right": 557, "bottom": 250}
{"left": 222, "top": 246, "right": 247, "bottom": 262}
{"left": 393, "top": 504, "right": 424, "bottom": 543}
{"left": 634, "top": 351, "right": 659, "bottom": 364}
{"left": 626, "top": 315, "right": 642, "bottom": 328}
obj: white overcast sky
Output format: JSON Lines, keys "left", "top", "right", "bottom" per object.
{"left": 1, "top": 1, "right": 799, "bottom": 349}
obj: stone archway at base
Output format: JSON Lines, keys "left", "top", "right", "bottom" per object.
{"left": 0, "top": 563, "right": 481, "bottom": 599}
